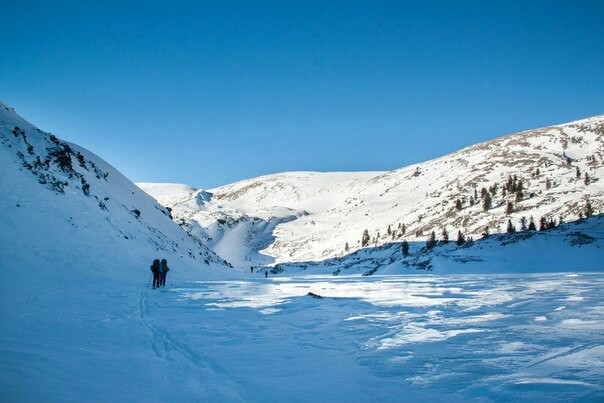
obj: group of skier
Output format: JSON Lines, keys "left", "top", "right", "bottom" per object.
{"left": 150, "top": 259, "right": 170, "bottom": 289}
{"left": 149, "top": 260, "right": 273, "bottom": 288}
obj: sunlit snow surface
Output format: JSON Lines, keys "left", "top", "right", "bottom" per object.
{"left": 169, "top": 273, "right": 604, "bottom": 401}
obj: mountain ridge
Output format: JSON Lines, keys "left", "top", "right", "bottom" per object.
{"left": 139, "top": 114, "right": 604, "bottom": 268}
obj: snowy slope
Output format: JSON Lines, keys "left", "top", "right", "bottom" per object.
{"left": 268, "top": 214, "right": 604, "bottom": 276}
{"left": 0, "top": 101, "right": 232, "bottom": 282}
{"left": 140, "top": 115, "right": 604, "bottom": 267}
{"left": 0, "top": 102, "right": 245, "bottom": 402}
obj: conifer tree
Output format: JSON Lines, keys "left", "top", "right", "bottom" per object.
{"left": 528, "top": 216, "right": 536, "bottom": 231}
{"left": 506, "top": 201, "right": 514, "bottom": 215}
{"left": 456, "top": 199, "right": 462, "bottom": 211}
{"left": 441, "top": 228, "right": 449, "bottom": 244}
{"left": 426, "top": 231, "right": 436, "bottom": 249}
{"left": 387, "top": 225, "right": 392, "bottom": 236}
{"left": 584, "top": 172, "right": 590, "bottom": 185}
{"left": 345, "top": 242, "right": 349, "bottom": 252}
{"left": 576, "top": 166, "right": 581, "bottom": 179}
{"left": 401, "top": 240, "right": 409, "bottom": 256}
{"left": 539, "top": 216, "right": 546, "bottom": 231}
{"left": 482, "top": 226, "right": 489, "bottom": 238}
{"left": 482, "top": 193, "right": 492, "bottom": 211}
{"left": 506, "top": 219, "right": 516, "bottom": 233}
{"left": 456, "top": 230, "right": 465, "bottom": 246}
{"left": 519, "top": 216, "right": 528, "bottom": 231}
{"left": 516, "top": 181, "right": 524, "bottom": 201}
{"left": 361, "top": 229, "right": 370, "bottom": 247}
{"left": 585, "top": 200, "right": 593, "bottom": 217}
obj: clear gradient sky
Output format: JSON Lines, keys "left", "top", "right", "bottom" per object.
{"left": 2, "top": 1, "right": 603, "bottom": 189}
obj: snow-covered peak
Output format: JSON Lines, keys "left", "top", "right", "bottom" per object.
{"left": 210, "top": 171, "right": 382, "bottom": 216}
{"left": 142, "top": 114, "right": 604, "bottom": 267}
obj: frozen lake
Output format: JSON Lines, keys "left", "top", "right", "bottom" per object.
{"left": 153, "top": 273, "right": 604, "bottom": 402}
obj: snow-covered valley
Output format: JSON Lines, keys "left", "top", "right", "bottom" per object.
{"left": 1, "top": 103, "right": 603, "bottom": 402}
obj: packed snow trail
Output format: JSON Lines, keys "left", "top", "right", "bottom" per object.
{"left": 3, "top": 272, "right": 602, "bottom": 402}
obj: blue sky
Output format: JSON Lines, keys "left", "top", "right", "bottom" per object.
{"left": 2, "top": 1, "right": 603, "bottom": 189}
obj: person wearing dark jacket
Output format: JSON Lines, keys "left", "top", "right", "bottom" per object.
{"left": 160, "top": 259, "right": 170, "bottom": 287}
{"left": 150, "top": 259, "right": 161, "bottom": 289}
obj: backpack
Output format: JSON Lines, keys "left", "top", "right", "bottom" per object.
{"left": 151, "top": 260, "right": 160, "bottom": 273}
{"left": 161, "top": 261, "right": 169, "bottom": 273}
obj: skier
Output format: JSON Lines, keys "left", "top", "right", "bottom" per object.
{"left": 160, "top": 259, "right": 170, "bottom": 287}
{"left": 150, "top": 259, "right": 161, "bottom": 289}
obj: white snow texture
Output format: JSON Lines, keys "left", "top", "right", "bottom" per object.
{"left": 1, "top": 102, "right": 603, "bottom": 402}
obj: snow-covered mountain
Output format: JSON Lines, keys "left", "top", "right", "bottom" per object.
{"left": 140, "top": 115, "right": 604, "bottom": 268}
{"left": 0, "top": 102, "right": 231, "bottom": 283}
{"left": 2, "top": 103, "right": 603, "bottom": 402}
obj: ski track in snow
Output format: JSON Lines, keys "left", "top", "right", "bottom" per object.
{"left": 116, "top": 273, "right": 604, "bottom": 402}
{"left": 139, "top": 289, "right": 231, "bottom": 377}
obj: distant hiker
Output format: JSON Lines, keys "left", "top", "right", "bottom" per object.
{"left": 150, "top": 259, "right": 161, "bottom": 289}
{"left": 160, "top": 259, "right": 170, "bottom": 287}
